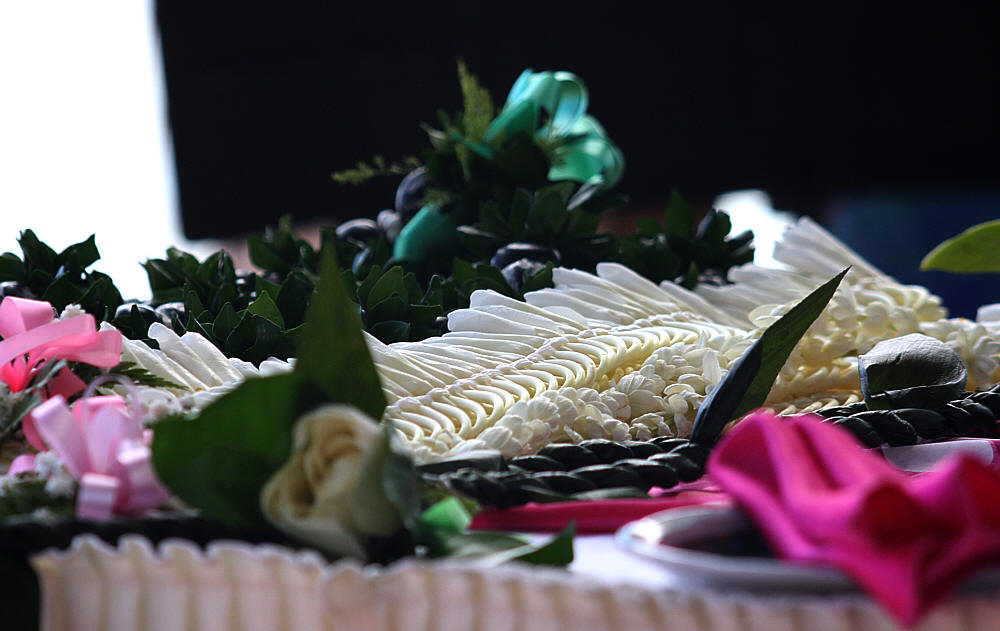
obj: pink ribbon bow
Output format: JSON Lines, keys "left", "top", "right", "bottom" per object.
{"left": 708, "top": 412, "right": 1000, "bottom": 626}
{"left": 0, "top": 296, "right": 122, "bottom": 396}
{"left": 11, "top": 394, "right": 169, "bottom": 520}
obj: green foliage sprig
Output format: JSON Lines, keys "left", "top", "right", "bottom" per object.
{"left": 0, "top": 230, "right": 123, "bottom": 321}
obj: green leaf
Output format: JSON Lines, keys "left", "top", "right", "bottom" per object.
{"left": 690, "top": 267, "right": 849, "bottom": 445}
{"left": 418, "top": 497, "right": 473, "bottom": 537}
{"left": 151, "top": 373, "right": 325, "bottom": 527}
{"left": 58, "top": 234, "right": 100, "bottom": 270}
{"left": 213, "top": 302, "right": 240, "bottom": 338}
{"left": 18, "top": 229, "right": 58, "bottom": 273}
{"left": 859, "top": 334, "right": 968, "bottom": 410}
{"left": 373, "top": 424, "right": 421, "bottom": 532}
{"left": 78, "top": 273, "right": 123, "bottom": 322}
{"left": 183, "top": 284, "right": 206, "bottom": 317}
{"left": 247, "top": 291, "right": 285, "bottom": 329}
{"left": 40, "top": 275, "right": 84, "bottom": 310}
{"left": 295, "top": 248, "right": 386, "bottom": 420}
{"left": 255, "top": 274, "right": 282, "bottom": 301}
{"left": 0, "top": 252, "right": 24, "bottom": 281}
{"left": 248, "top": 235, "right": 291, "bottom": 274}
{"left": 432, "top": 523, "right": 575, "bottom": 567}
{"left": 370, "top": 320, "right": 411, "bottom": 343}
{"left": 242, "top": 315, "right": 285, "bottom": 365}
{"left": 663, "top": 190, "right": 695, "bottom": 238}
{"left": 921, "top": 219, "right": 1000, "bottom": 273}
{"left": 275, "top": 272, "right": 312, "bottom": 328}
{"left": 366, "top": 266, "right": 405, "bottom": 306}
{"left": 366, "top": 296, "right": 408, "bottom": 324}
{"left": 111, "top": 361, "right": 189, "bottom": 391}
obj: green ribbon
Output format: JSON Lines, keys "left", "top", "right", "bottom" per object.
{"left": 394, "top": 69, "right": 624, "bottom": 263}
{"left": 392, "top": 203, "right": 460, "bottom": 264}
{"left": 484, "top": 69, "right": 625, "bottom": 191}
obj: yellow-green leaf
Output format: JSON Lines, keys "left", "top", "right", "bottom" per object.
{"left": 921, "top": 219, "right": 1000, "bottom": 273}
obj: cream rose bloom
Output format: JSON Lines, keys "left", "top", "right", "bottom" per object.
{"left": 261, "top": 404, "right": 404, "bottom": 559}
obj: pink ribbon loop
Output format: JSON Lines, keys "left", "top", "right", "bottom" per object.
{"left": 0, "top": 296, "right": 123, "bottom": 397}
{"left": 76, "top": 473, "right": 120, "bottom": 521}
{"left": 23, "top": 392, "right": 168, "bottom": 519}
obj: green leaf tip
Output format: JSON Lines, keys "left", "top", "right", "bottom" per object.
{"left": 295, "top": 247, "right": 386, "bottom": 421}
{"left": 921, "top": 218, "right": 1000, "bottom": 274}
{"left": 690, "top": 266, "right": 850, "bottom": 445}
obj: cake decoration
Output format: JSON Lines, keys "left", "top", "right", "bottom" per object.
{"left": 2, "top": 64, "right": 1000, "bottom": 629}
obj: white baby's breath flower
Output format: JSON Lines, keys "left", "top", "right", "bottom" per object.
{"left": 58, "top": 303, "right": 86, "bottom": 319}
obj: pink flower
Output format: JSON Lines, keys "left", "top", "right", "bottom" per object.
{"left": 13, "top": 394, "right": 169, "bottom": 519}
{"left": 0, "top": 296, "right": 122, "bottom": 395}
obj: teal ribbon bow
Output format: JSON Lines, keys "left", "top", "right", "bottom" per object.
{"left": 484, "top": 69, "right": 625, "bottom": 191}
{"left": 394, "top": 69, "right": 624, "bottom": 264}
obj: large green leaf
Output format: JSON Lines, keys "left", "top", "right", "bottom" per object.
{"left": 294, "top": 249, "right": 386, "bottom": 420}
{"left": 151, "top": 373, "right": 323, "bottom": 528}
{"left": 921, "top": 219, "right": 1000, "bottom": 273}
{"left": 689, "top": 267, "right": 849, "bottom": 445}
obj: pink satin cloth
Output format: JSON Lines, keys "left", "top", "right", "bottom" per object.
{"left": 470, "top": 481, "right": 728, "bottom": 533}
{"left": 9, "top": 395, "right": 168, "bottom": 520}
{"left": 0, "top": 296, "right": 121, "bottom": 396}
{"left": 709, "top": 412, "right": 1000, "bottom": 626}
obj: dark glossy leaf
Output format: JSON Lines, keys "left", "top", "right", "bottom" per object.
{"left": 255, "top": 274, "right": 282, "bottom": 301}
{"left": 152, "top": 373, "right": 325, "bottom": 527}
{"left": 247, "top": 235, "right": 291, "bottom": 274}
{"left": 663, "top": 190, "right": 695, "bottom": 238}
{"left": 241, "top": 315, "right": 285, "bottom": 365}
{"left": 58, "top": 235, "right": 100, "bottom": 270}
{"left": 859, "top": 334, "right": 968, "bottom": 410}
{"left": 519, "top": 262, "right": 555, "bottom": 294}
{"left": 223, "top": 313, "right": 255, "bottom": 356}
{"left": 275, "top": 272, "right": 312, "bottom": 328}
{"left": 77, "top": 274, "right": 123, "bottom": 321}
{"left": 366, "top": 266, "right": 405, "bottom": 306}
{"left": 40, "top": 275, "right": 83, "bottom": 310}
{"left": 408, "top": 304, "right": 440, "bottom": 328}
{"left": 213, "top": 302, "right": 240, "bottom": 338}
{"left": 370, "top": 320, "right": 411, "bottom": 343}
{"left": 690, "top": 267, "right": 849, "bottom": 445}
{"left": 18, "top": 230, "right": 58, "bottom": 273}
{"left": 0, "top": 252, "right": 24, "bottom": 281}
{"left": 247, "top": 291, "right": 285, "bottom": 329}
{"left": 366, "top": 296, "right": 409, "bottom": 325}
{"left": 295, "top": 249, "right": 386, "bottom": 420}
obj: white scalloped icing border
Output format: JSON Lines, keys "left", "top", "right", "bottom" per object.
{"left": 30, "top": 535, "right": 1000, "bottom": 631}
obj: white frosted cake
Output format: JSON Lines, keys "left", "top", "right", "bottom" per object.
{"left": 20, "top": 217, "right": 1000, "bottom": 631}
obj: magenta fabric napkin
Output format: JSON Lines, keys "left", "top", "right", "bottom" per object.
{"left": 708, "top": 412, "right": 1000, "bottom": 626}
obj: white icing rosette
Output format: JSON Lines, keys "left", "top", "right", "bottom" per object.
{"left": 260, "top": 404, "right": 407, "bottom": 559}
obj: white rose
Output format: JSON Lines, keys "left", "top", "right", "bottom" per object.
{"left": 260, "top": 404, "right": 406, "bottom": 559}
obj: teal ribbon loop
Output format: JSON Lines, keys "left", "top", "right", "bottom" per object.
{"left": 393, "top": 203, "right": 461, "bottom": 263}
{"left": 483, "top": 69, "right": 624, "bottom": 191}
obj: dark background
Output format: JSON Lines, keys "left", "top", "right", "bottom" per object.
{"left": 159, "top": 3, "right": 999, "bottom": 239}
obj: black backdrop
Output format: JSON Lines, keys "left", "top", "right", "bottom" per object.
{"left": 158, "top": 3, "right": 999, "bottom": 238}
